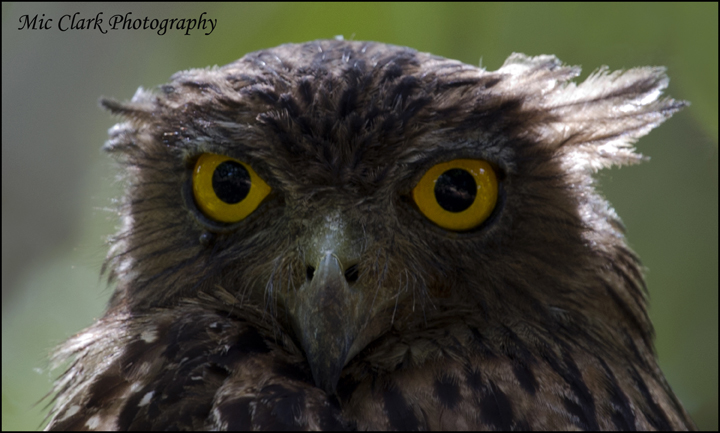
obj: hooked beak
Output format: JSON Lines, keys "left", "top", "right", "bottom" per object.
{"left": 289, "top": 253, "right": 364, "bottom": 394}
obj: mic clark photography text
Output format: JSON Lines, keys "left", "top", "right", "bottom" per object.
{"left": 18, "top": 12, "right": 217, "bottom": 36}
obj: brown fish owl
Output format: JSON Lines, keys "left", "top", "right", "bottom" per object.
{"left": 46, "top": 40, "right": 694, "bottom": 430}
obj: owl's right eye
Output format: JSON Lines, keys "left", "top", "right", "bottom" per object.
{"left": 192, "top": 153, "right": 271, "bottom": 223}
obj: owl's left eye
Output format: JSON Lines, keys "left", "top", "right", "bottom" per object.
{"left": 192, "top": 153, "right": 271, "bottom": 223}
{"left": 412, "top": 158, "right": 498, "bottom": 231}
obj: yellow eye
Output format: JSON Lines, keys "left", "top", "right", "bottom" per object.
{"left": 192, "top": 153, "right": 271, "bottom": 223}
{"left": 412, "top": 159, "right": 498, "bottom": 231}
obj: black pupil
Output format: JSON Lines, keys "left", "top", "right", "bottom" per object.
{"left": 212, "top": 161, "right": 251, "bottom": 204}
{"left": 434, "top": 168, "right": 476, "bottom": 212}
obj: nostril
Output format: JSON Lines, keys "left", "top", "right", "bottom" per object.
{"left": 344, "top": 264, "right": 359, "bottom": 283}
{"left": 306, "top": 266, "right": 315, "bottom": 281}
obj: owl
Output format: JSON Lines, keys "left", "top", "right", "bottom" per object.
{"left": 46, "top": 40, "right": 694, "bottom": 430}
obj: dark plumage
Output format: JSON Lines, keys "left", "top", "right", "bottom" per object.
{"left": 46, "top": 39, "right": 693, "bottom": 430}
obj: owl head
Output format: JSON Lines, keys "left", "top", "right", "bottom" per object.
{"left": 99, "top": 40, "right": 685, "bottom": 393}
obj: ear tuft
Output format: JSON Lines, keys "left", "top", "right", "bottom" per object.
{"left": 492, "top": 53, "right": 688, "bottom": 173}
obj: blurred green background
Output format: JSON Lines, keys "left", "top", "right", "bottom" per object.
{"left": 2, "top": 3, "right": 716, "bottom": 430}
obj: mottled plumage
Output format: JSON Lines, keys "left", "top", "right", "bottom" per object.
{"left": 46, "top": 40, "right": 693, "bottom": 430}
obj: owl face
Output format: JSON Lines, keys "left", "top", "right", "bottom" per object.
{"left": 101, "top": 40, "right": 684, "bottom": 394}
